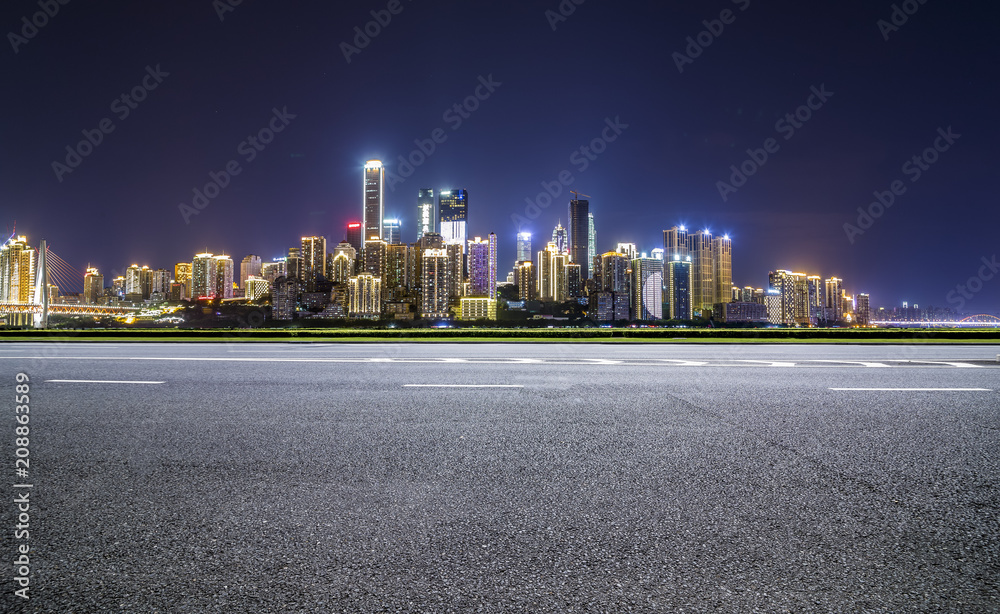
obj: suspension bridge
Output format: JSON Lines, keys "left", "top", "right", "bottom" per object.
{"left": 1, "top": 237, "right": 141, "bottom": 328}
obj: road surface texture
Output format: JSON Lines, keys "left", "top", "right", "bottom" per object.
{"left": 1, "top": 343, "right": 998, "bottom": 613}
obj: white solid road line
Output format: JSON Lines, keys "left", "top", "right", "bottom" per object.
{"left": 829, "top": 387, "right": 992, "bottom": 392}
{"left": 404, "top": 384, "right": 524, "bottom": 388}
{"left": 45, "top": 380, "right": 165, "bottom": 384}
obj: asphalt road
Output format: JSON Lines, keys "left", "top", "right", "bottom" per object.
{"left": 1, "top": 343, "right": 998, "bottom": 613}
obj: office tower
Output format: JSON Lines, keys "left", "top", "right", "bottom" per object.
{"left": 151, "top": 269, "right": 170, "bottom": 298}
{"left": 599, "top": 251, "right": 630, "bottom": 293}
{"left": 825, "top": 277, "right": 843, "bottom": 323}
{"left": 421, "top": 248, "right": 450, "bottom": 318}
{"left": 346, "top": 222, "right": 363, "bottom": 259}
{"left": 213, "top": 255, "right": 234, "bottom": 299}
{"left": 240, "top": 255, "right": 262, "bottom": 289}
{"left": 551, "top": 223, "right": 568, "bottom": 254}
{"left": 768, "top": 270, "right": 811, "bottom": 325}
{"left": 687, "top": 230, "right": 714, "bottom": 316}
{"left": 807, "top": 275, "right": 824, "bottom": 325}
{"left": 330, "top": 242, "right": 356, "bottom": 285}
{"left": 515, "top": 261, "right": 536, "bottom": 301}
{"left": 83, "top": 267, "right": 103, "bottom": 304}
{"left": 261, "top": 259, "right": 286, "bottom": 283}
{"left": 631, "top": 257, "right": 663, "bottom": 321}
{"left": 300, "top": 237, "right": 327, "bottom": 292}
{"left": 0, "top": 235, "right": 36, "bottom": 305}
{"left": 856, "top": 293, "right": 871, "bottom": 326}
{"left": 765, "top": 289, "right": 784, "bottom": 324}
{"left": 246, "top": 277, "right": 270, "bottom": 302}
{"left": 663, "top": 225, "right": 688, "bottom": 260}
{"left": 383, "top": 218, "right": 401, "bottom": 245}
{"left": 173, "top": 262, "right": 192, "bottom": 299}
{"left": 587, "top": 213, "right": 596, "bottom": 274}
{"left": 286, "top": 247, "right": 302, "bottom": 283}
{"left": 272, "top": 276, "right": 298, "bottom": 320}
{"left": 363, "top": 237, "right": 388, "bottom": 279}
{"left": 566, "top": 263, "right": 582, "bottom": 298}
{"left": 615, "top": 243, "right": 637, "bottom": 261}
{"left": 467, "top": 237, "right": 492, "bottom": 297}
{"left": 363, "top": 160, "right": 384, "bottom": 253}
{"left": 537, "top": 242, "right": 568, "bottom": 302}
{"left": 385, "top": 243, "right": 409, "bottom": 299}
{"left": 124, "top": 264, "right": 141, "bottom": 298}
{"left": 664, "top": 254, "right": 692, "bottom": 320}
{"left": 192, "top": 253, "right": 214, "bottom": 298}
{"left": 417, "top": 189, "right": 436, "bottom": 240}
{"left": 516, "top": 232, "right": 532, "bottom": 264}
{"left": 348, "top": 273, "right": 381, "bottom": 318}
{"left": 439, "top": 189, "right": 468, "bottom": 246}
{"left": 111, "top": 276, "right": 126, "bottom": 299}
{"left": 568, "top": 198, "right": 589, "bottom": 278}
{"left": 712, "top": 234, "right": 732, "bottom": 307}
{"left": 446, "top": 243, "right": 464, "bottom": 299}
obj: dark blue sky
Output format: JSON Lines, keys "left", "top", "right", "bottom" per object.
{"left": 2, "top": 0, "right": 997, "bottom": 311}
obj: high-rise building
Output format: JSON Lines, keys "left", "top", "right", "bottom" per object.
{"left": 552, "top": 223, "right": 568, "bottom": 255}
{"left": 807, "top": 275, "right": 824, "bottom": 325}
{"left": 587, "top": 213, "right": 596, "bottom": 275}
{"left": 383, "top": 218, "right": 401, "bottom": 245}
{"left": 240, "top": 255, "right": 262, "bottom": 289}
{"left": 300, "top": 237, "right": 327, "bottom": 292}
{"left": 446, "top": 243, "right": 464, "bottom": 299}
{"left": 213, "top": 255, "right": 234, "bottom": 299}
{"left": 83, "top": 267, "right": 103, "bottom": 304}
{"left": 615, "top": 243, "right": 637, "bottom": 261}
{"left": 439, "top": 189, "right": 468, "bottom": 246}
{"left": 346, "top": 222, "right": 363, "bottom": 260}
{"left": 124, "top": 264, "right": 142, "bottom": 299}
{"left": 330, "top": 241, "right": 356, "bottom": 285}
{"left": 364, "top": 237, "right": 388, "bottom": 279}
{"left": 768, "top": 270, "right": 812, "bottom": 325}
{"left": 245, "top": 276, "right": 270, "bottom": 302}
{"left": 687, "top": 230, "right": 714, "bottom": 316}
{"left": 173, "top": 262, "right": 192, "bottom": 299}
{"left": 664, "top": 254, "right": 692, "bottom": 320}
{"left": 537, "top": 242, "right": 568, "bottom": 302}
{"left": 261, "top": 259, "right": 286, "bottom": 283}
{"left": 516, "top": 232, "right": 532, "bottom": 264}
{"left": 712, "top": 234, "right": 732, "bottom": 307}
{"left": 384, "top": 243, "right": 410, "bottom": 300}
{"left": 566, "top": 263, "right": 582, "bottom": 298}
{"left": 467, "top": 236, "right": 497, "bottom": 297}
{"left": 856, "top": 293, "right": 871, "bottom": 326}
{"left": 286, "top": 247, "right": 302, "bottom": 283}
{"left": 363, "top": 161, "right": 384, "bottom": 254}
{"left": 515, "top": 261, "right": 536, "bottom": 301}
{"left": 421, "top": 248, "right": 450, "bottom": 318}
{"left": 825, "top": 277, "right": 844, "bottom": 323}
{"left": 348, "top": 273, "right": 381, "bottom": 318}
{"left": 568, "top": 198, "right": 589, "bottom": 278}
{"left": 271, "top": 276, "right": 298, "bottom": 320}
{"left": 417, "top": 189, "right": 436, "bottom": 240}
{"left": 192, "top": 253, "right": 214, "bottom": 298}
{"left": 631, "top": 257, "right": 663, "bottom": 321}
{"left": 150, "top": 269, "right": 170, "bottom": 298}
{"left": 663, "top": 225, "right": 688, "bottom": 260}
{"left": 599, "top": 251, "right": 630, "bottom": 294}
{"left": 0, "top": 235, "right": 35, "bottom": 305}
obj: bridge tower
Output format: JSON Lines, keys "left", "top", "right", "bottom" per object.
{"left": 32, "top": 239, "right": 48, "bottom": 329}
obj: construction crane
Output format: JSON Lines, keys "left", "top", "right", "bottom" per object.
{"left": 569, "top": 190, "right": 591, "bottom": 201}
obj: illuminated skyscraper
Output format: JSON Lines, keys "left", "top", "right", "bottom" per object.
{"left": 300, "top": 237, "right": 327, "bottom": 292}
{"left": 363, "top": 237, "right": 388, "bottom": 279}
{"left": 240, "top": 255, "right": 262, "bottom": 289}
{"left": 807, "top": 275, "right": 824, "bottom": 325}
{"left": 568, "top": 198, "right": 589, "bottom": 278}
{"left": 712, "top": 234, "right": 732, "bottom": 308}
{"left": 599, "top": 251, "right": 630, "bottom": 294}
{"left": 174, "top": 262, "right": 192, "bottom": 299}
{"left": 246, "top": 277, "right": 270, "bottom": 302}
{"left": 150, "top": 269, "right": 170, "bottom": 298}
{"left": 330, "top": 241, "right": 356, "bottom": 284}
{"left": 363, "top": 160, "right": 384, "bottom": 252}
{"left": 192, "top": 253, "right": 214, "bottom": 299}
{"left": 687, "top": 230, "right": 714, "bottom": 316}
{"left": 587, "top": 213, "right": 596, "bottom": 275}
{"left": 467, "top": 235, "right": 497, "bottom": 297}
{"left": 537, "top": 242, "right": 568, "bottom": 302}
{"left": 0, "top": 235, "right": 35, "bottom": 305}
{"left": 552, "top": 223, "right": 568, "bottom": 255}
{"left": 515, "top": 261, "right": 535, "bottom": 301}
{"left": 663, "top": 225, "right": 688, "bottom": 260}
{"left": 213, "top": 255, "right": 234, "bottom": 299}
{"left": 664, "top": 254, "right": 692, "bottom": 320}
{"left": 385, "top": 243, "right": 410, "bottom": 300}
{"left": 516, "top": 232, "right": 532, "bottom": 264}
{"left": 825, "top": 277, "right": 844, "bottom": 323}
{"left": 631, "top": 257, "right": 663, "bottom": 321}
{"left": 383, "top": 218, "right": 401, "bottom": 245}
{"left": 856, "top": 293, "right": 871, "bottom": 326}
{"left": 83, "top": 267, "right": 103, "bottom": 304}
{"left": 439, "top": 189, "right": 468, "bottom": 246}
{"left": 348, "top": 273, "right": 381, "bottom": 318}
{"left": 616, "top": 242, "right": 637, "bottom": 261}
{"left": 417, "top": 189, "right": 436, "bottom": 240}
{"left": 346, "top": 222, "right": 363, "bottom": 258}
{"left": 421, "top": 248, "right": 450, "bottom": 318}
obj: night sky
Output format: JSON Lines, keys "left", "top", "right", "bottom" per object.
{"left": 2, "top": 0, "right": 997, "bottom": 311}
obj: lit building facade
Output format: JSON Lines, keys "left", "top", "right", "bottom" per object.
{"left": 568, "top": 198, "right": 589, "bottom": 278}
{"left": 421, "top": 248, "right": 450, "bottom": 318}
{"left": 712, "top": 234, "right": 732, "bottom": 308}
{"left": 348, "top": 273, "right": 381, "bottom": 318}
{"left": 665, "top": 255, "right": 692, "bottom": 320}
{"left": 363, "top": 161, "right": 384, "bottom": 255}
{"left": 439, "top": 189, "right": 468, "bottom": 247}
{"left": 83, "top": 267, "right": 104, "bottom": 304}
{"left": 240, "top": 255, "right": 262, "bottom": 289}
{"left": 460, "top": 297, "right": 497, "bottom": 321}
{"left": 688, "top": 230, "right": 714, "bottom": 316}
{"left": 417, "top": 189, "right": 436, "bottom": 240}
{"left": 631, "top": 257, "right": 663, "bottom": 320}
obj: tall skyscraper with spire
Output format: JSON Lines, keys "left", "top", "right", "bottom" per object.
{"left": 363, "top": 160, "right": 384, "bottom": 246}
{"left": 551, "top": 222, "right": 568, "bottom": 254}
{"left": 568, "top": 197, "right": 589, "bottom": 279}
